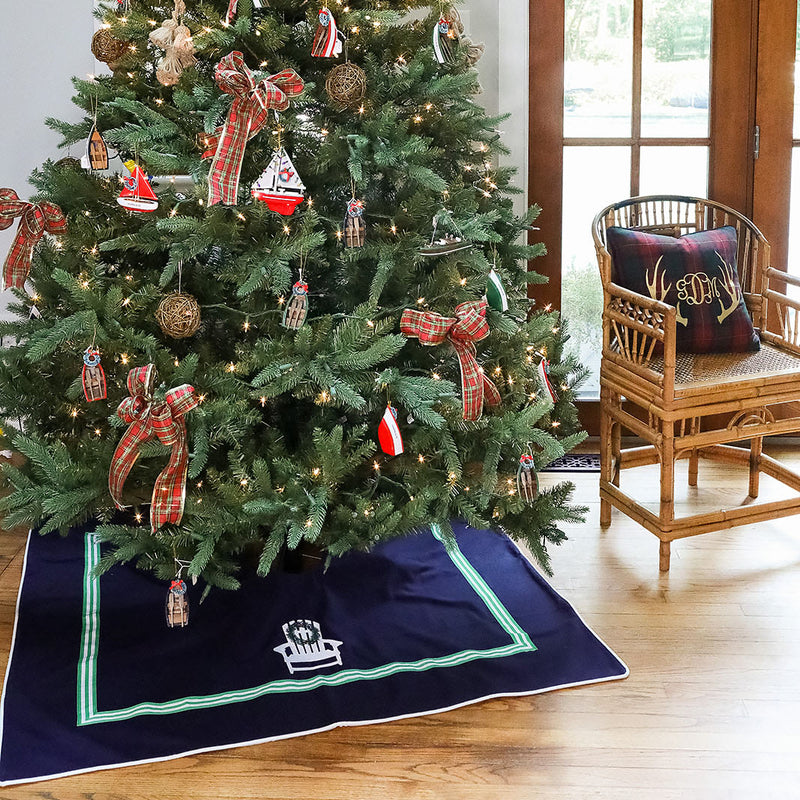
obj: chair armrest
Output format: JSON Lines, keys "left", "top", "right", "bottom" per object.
{"left": 762, "top": 268, "right": 800, "bottom": 354}
{"left": 603, "top": 283, "right": 677, "bottom": 397}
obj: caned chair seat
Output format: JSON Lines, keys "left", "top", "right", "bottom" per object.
{"left": 593, "top": 195, "right": 800, "bottom": 571}
{"left": 651, "top": 343, "right": 800, "bottom": 392}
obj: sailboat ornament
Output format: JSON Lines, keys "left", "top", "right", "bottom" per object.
{"left": 252, "top": 147, "right": 306, "bottom": 216}
{"left": 117, "top": 160, "right": 159, "bottom": 212}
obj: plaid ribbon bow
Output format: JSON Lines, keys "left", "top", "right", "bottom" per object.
{"left": 0, "top": 188, "right": 67, "bottom": 290}
{"left": 401, "top": 299, "right": 501, "bottom": 421}
{"left": 202, "top": 52, "right": 304, "bottom": 206}
{"left": 109, "top": 364, "right": 199, "bottom": 532}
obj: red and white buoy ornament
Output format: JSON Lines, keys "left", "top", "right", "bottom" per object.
{"left": 117, "top": 161, "right": 159, "bottom": 212}
{"left": 378, "top": 404, "right": 404, "bottom": 457}
{"left": 312, "top": 7, "right": 345, "bottom": 57}
{"left": 537, "top": 358, "right": 558, "bottom": 402}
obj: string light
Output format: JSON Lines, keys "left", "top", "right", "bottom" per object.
{"left": 312, "top": 468, "right": 321, "bottom": 477}
{"left": 418, "top": 454, "right": 425, "bottom": 463}
{"left": 260, "top": 396, "right": 267, "bottom": 407}
{"left": 240, "top": 478, "right": 249, "bottom": 487}
{"left": 227, "top": 363, "right": 236, "bottom": 373}
{"left": 198, "top": 394, "right": 207, "bottom": 403}
{"left": 135, "top": 512, "right": 143, "bottom": 523}
{"left": 305, "top": 519, "right": 313, "bottom": 528}
{"left": 431, "top": 372, "right": 441, "bottom": 380}
{"left": 243, "top": 320, "right": 251, "bottom": 332}
{"left": 94, "top": 428, "right": 102, "bottom": 436}
{"left": 373, "top": 461, "right": 380, "bottom": 471}
{"left": 121, "top": 353, "right": 129, "bottom": 365}
{"left": 390, "top": 224, "right": 397, "bottom": 234}
{"left": 417, "top": 297, "right": 425, "bottom": 305}
{"left": 70, "top": 408, "right": 79, "bottom": 418}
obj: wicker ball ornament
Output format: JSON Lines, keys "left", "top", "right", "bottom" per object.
{"left": 91, "top": 28, "right": 128, "bottom": 66}
{"left": 325, "top": 62, "right": 367, "bottom": 108}
{"left": 155, "top": 292, "right": 201, "bottom": 338}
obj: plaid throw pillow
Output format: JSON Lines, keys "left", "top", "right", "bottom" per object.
{"left": 606, "top": 225, "right": 760, "bottom": 353}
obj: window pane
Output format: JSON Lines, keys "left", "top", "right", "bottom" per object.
{"left": 561, "top": 146, "right": 631, "bottom": 399}
{"left": 639, "top": 146, "right": 708, "bottom": 196}
{"left": 788, "top": 148, "right": 800, "bottom": 298}
{"left": 564, "top": 0, "right": 634, "bottom": 138}
{"left": 641, "top": 0, "right": 711, "bottom": 137}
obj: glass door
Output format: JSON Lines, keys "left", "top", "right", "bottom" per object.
{"left": 560, "top": 0, "right": 712, "bottom": 397}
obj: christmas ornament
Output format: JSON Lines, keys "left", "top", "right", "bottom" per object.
{"left": 202, "top": 53, "right": 304, "bottom": 207}
{"left": 283, "top": 276, "right": 309, "bottom": 330}
{"left": 432, "top": 15, "right": 458, "bottom": 65}
{"left": 378, "top": 404, "right": 404, "bottom": 457}
{"left": 91, "top": 28, "right": 128, "bottom": 67}
{"left": 0, "top": 188, "right": 67, "bottom": 290}
{"left": 225, "top": 0, "right": 266, "bottom": 25}
{"left": 166, "top": 578, "right": 189, "bottom": 628}
{"left": 251, "top": 148, "right": 306, "bottom": 215}
{"left": 312, "top": 7, "right": 345, "bottom": 58}
{"left": 343, "top": 197, "right": 366, "bottom": 248}
{"left": 117, "top": 161, "right": 159, "bottom": 212}
{"left": 109, "top": 364, "right": 199, "bottom": 533}
{"left": 401, "top": 299, "right": 500, "bottom": 421}
{"left": 149, "top": 0, "right": 197, "bottom": 87}
{"left": 55, "top": 156, "right": 82, "bottom": 171}
{"left": 116, "top": 0, "right": 130, "bottom": 14}
{"left": 419, "top": 213, "right": 471, "bottom": 257}
{"left": 325, "top": 62, "right": 367, "bottom": 108}
{"left": 82, "top": 125, "right": 109, "bottom": 171}
{"left": 486, "top": 269, "right": 508, "bottom": 312}
{"left": 156, "top": 292, "right": 201, "bottom": 338}
{"left": 538, "top": 358, "right": 558, "bottom": 402}
{"left": 516, "top": 451, "right": 539, "bottom": 505}
{"left": 445, "top": 5, "right": 485, "bottom": 66}
{"left": 82, "top": 346, "right": 107, "bottom": 402}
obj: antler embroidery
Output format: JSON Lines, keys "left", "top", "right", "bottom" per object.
{"left": 646, "top": 256, "right": 687, "bottom": 327}
{"left": 715, "top": 252, "right": 742, "bottom": 324}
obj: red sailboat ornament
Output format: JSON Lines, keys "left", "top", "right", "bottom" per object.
{"left": 252, "top": 148, "right": 306, "bottom": 216}
{"left": 378, "top": 404, "right": 404, "bottom": 457}
{"left": 117, "top": 160, "right": 159, "bottom": 212}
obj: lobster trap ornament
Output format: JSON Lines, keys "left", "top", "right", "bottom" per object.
{"left": 166, "top": 578, "right": 189, "bottom": 628}
{"left": 538, "top": 358, "right": 558, "bottom": 402}
{"left": 82, "top": 346, "right": 107, "bottom": 402}
{"left": 486, "top": 269, "right": 508, "bottom": 312}
{"left": 283, "top": 276, "right": 309, "bottom": 330}
{"left": 343, "top": 197, "right": 366, "bottom": 248}
{"left": 312, "top": 7, "right": 345, "bottom": 58}
{"left": 378, "top": 404, "right": 404, "bottom": 457}
{"left": 516, "top": 451, "right": 539, "bottom": 506}
{"left": 117, "top": 161, "right": 159, "bottom": 212}
{"left": 252, "top": 147, "right": 306, "bottom": 215}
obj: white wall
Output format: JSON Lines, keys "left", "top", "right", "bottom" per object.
{"left": 0, "top": 2, "right": 529, "bottom": 319}
{"left": 0, "top": 2, "right": 94, "bottom": 321}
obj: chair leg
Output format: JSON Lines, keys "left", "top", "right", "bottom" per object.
{"left": 659, "top": 540, "right": 671, "bottom": 572}
{"left": 688, "top": 417, "right": 699, "bottom": 487}
{"left": 599, "top": 386, "right": 612, "bottom": 528}
{"left": 660, "top": 421, "right": 675, "bottom": 529}
{"left": 749, "top": 436, "right": 763, "bottom": 498}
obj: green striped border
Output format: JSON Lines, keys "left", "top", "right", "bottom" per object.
{"left": 77, "top": 524, "right": 536, "bottom": 726}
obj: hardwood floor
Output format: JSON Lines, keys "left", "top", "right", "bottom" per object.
{"left": 1, "top": 446, "right": 799, "bottom": 799}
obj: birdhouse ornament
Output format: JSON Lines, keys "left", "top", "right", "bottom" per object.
{"left": 378, "top": 404, "right": 404, "bottom": 457}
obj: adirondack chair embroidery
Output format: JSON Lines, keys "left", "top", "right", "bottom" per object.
{"left": 274, "top": 619, "right": 343, "bottom": 674}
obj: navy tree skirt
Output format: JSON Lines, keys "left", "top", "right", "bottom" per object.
{"left": 0, "top": 521, "right": 627, "bottom": 785}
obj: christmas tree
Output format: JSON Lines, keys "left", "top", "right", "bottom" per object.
{"left": 0, "top": 0, "right": 587, "bottom": 594}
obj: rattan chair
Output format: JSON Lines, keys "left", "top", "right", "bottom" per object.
{"left": 592, "top": 195, "right": 800, "bottom": 570}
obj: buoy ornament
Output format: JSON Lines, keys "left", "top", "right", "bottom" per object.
{"left": 312, "top": 7, "right": 345, "bottom": 58}
{"left": 378, "top": 404, "right": 404, "bottom": 457}
{"left": 486, "top": 269, "right": 508, "bottom": 312}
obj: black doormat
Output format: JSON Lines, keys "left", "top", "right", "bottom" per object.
{"left": 542, "top": 453, "right": 601, "bottom": 472}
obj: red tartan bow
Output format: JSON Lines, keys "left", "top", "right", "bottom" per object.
{"left": 401, "top": 299, "right": 501, "bottom": 421}
{"left": 109, "top": 364, "right": 199, "bottom": 532}
{"left": 0, "top": 188, "right": 67, "bottom": 290}
{"left": 202, "top": 52, "right": 304, "bottom": 206}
